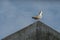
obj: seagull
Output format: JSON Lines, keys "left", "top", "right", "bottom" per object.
{"left": 32, "top": 11, "right": 43, "bottom": 20}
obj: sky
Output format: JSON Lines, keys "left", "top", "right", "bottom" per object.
{"left": 0, "top": 0, "right": 60, "bottom": 40}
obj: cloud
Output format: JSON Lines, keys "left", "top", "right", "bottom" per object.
{"left": 0, "top": 1, "right": 60, "bottom": 40}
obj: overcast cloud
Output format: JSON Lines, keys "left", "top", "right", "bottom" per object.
{"left": 0, "top": 0, "right": 60, "bottom": 40}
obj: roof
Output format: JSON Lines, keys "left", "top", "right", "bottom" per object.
{"left": 2, "top": 21, "right": 60, "bottom": 40}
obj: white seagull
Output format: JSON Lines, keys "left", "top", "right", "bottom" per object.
{"left": 32, "top": 11, "right": 43, "bottom": 20}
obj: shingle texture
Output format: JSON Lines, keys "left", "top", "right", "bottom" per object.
{"left": 2, "top": 21, "right": 60, "bottom": 40}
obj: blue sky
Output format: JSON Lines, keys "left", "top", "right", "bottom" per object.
{"left": 0, "top": 0, "right": 60, "bottom": 40}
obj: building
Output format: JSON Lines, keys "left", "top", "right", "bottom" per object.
{"left": 2, "top": 21, "right": 60, "bottom": 40}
